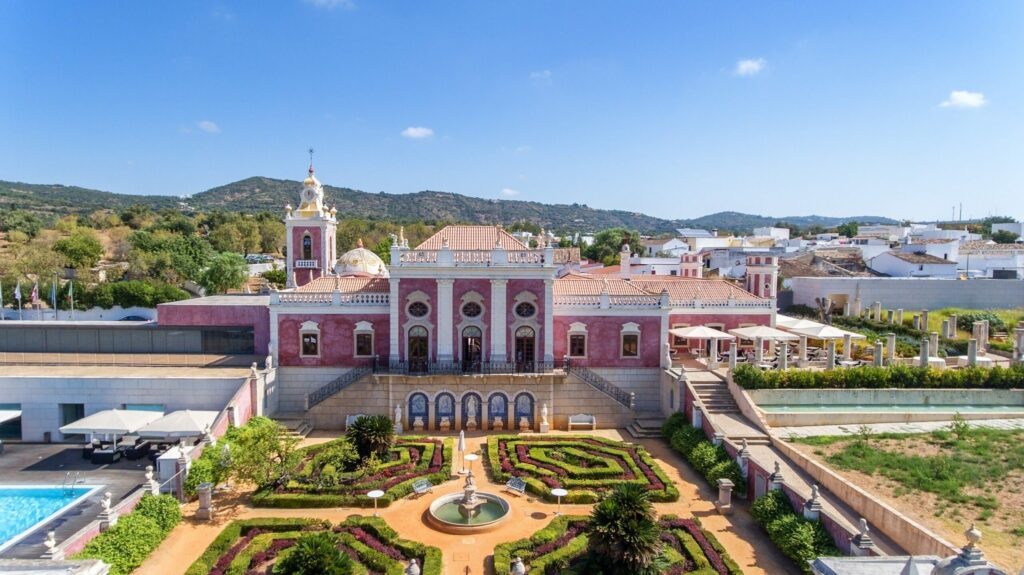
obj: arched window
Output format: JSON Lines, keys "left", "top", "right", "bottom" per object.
{"left": 408, "top": 392, "right": 428, "bottom": 429}
{"left": 302, "top": 234, "right": 312, "bottom": 260}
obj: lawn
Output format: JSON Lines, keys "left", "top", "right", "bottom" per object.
{"left": 791, "top": 426, "right": 1024, "bottom": 569}
{"left": 486, "top": 435, "right": 679, "bottom": 503}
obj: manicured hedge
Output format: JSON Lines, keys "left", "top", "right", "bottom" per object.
{"left": 184, "top": 516, "right": 441, "bottom": 575}
{"left": 733, "top": 363, "right": 1024, "bottom": 390}
{"left": 253, "top": 436, "right": 453, "bottom": 508}
{"left": 493, "top": 514, "right": 742, "bottom": 575}
{"left": 485, "top": 435, "right": 679, "bottom": 503}
{"left": 751, "top": 490, "right": 840, "bottom": 575}
{"left": 74, "top": 494, "right": 182, "bottom": 575}
{"left": 662, "top": 412, "right": 746, "bottom": 497}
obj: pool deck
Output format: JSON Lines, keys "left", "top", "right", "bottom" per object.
{"left": 0, "top": 443, "right": 148, "bottom": 559}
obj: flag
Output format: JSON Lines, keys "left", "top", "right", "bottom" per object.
{"left": 66, "top": 281, "right": 74, "bottom": 301}
{"left": 50, "top": 282, "right": 57, "bottom": 310}
{"left": 31, "top": 281, "right": 39, "bottom": 305}
{"left": 13, "top": 281, "right": 21, "bottom": 303}
{"left": 0, "top": 280, "right": 4, "bottom": 315}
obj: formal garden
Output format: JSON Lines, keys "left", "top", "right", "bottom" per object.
{"left": 493, "top": 484, "right": 742, "bottom": 575}
{"left": 485, "top": 434, "right": 679, "bottom": 503}
{"left": 183, "top": 517, "right": 442, "bottom": 575}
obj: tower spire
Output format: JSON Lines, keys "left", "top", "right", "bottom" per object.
{"left": 308, "top": 147, "right": 315, "bottom": 174}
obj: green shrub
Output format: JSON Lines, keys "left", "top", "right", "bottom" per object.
{"left": 274, "top": 531, "right": 352, "bottom": 575}
{"left": 133, "top": 494, "right": 182, "bottom": 534}
{"left": 688, "top": 442, "right": 720, "bottom": 476}
{"left": 956, "top": 311, "right": 1005, "bottom": 332}
{"left": 661, "top": 412, "right": 688, "bottom": 438}
{"left": 734, "top": 363, "right": 1024, "bottom": 390}
{"left": 751, "top": 489, "right": 790, "bottom": 525}
{"left": 751, "top": 490, "right": 841, "bottom": 574}
{"left": 75, "top": 513, "right": 165, "bottom": 575}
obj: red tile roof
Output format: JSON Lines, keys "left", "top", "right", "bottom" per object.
{"left": 415, "top": 225, "right": 528, "bottom": 250}
{"left": 296, "top": 276, "right": 390, "bottom": 293}
{"left": 554, "top": 273, "right": 763, "bottom": 301}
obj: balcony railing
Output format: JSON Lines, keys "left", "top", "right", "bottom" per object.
{"left": 272, "top": 292, "right": 389, "bottom": 306}
{"left": 294, "top": 260, "right": 319, "bottom": 269}
{"left": 371, "top": 358, "right": 560, "bottom": 376}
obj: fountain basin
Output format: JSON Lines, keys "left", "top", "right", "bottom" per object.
{"left": 426, "top": 492, "right": 511, "bottom": 534}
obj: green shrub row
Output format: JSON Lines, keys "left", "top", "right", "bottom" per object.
{"left": 74, "top": 494, "right": 182, "bottom": 575}
{"left": 184, "top": 518, "right": 328, "bottom": 575}
{"left": 662, "top": 413, "right": 746, "bottom": 497}
{"left": 751, "top": 490, "right": 841, "bottom": 574}
{"left": 733, "top": 363, "right": 1024, "bottom": 390}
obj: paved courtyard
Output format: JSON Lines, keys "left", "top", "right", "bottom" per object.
{"left": 136, "top": 430, "right": 798, "bottom": 575}
{"left": 0, "top": 443, "right": 149, "bottom": 559}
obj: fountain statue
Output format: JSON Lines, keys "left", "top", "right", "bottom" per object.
{"left": 465, "top": 397, "right": 478, "bottom": 431}
{"left": 458, "top": 471, "right": 484, "bottom": 517}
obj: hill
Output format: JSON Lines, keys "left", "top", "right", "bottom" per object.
{"left": 0, "top": 177, "right": 898, "bottom": 234}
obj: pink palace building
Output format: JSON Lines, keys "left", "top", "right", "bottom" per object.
{"left": 159, "top": 165, "right": 779, "bottom": 431}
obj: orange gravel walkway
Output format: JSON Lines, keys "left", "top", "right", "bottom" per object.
{"left": 137, "top": 430, "right": 796, "bottom": 575}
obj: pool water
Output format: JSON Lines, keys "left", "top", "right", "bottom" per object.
{"left": 758, "top": 404, "right": 1023, "bottom": 413}
{"left": 0, "top": 486, "right": 97, "bottom": 552}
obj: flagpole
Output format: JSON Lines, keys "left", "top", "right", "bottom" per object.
{"left": 70, "top": 283, "right": 75, "bottom": 321}
{"left": 52, "top": 275, "right": 58, "bottom": 321}
{"left": 0, "top": 280, "right": 4, "bottom": 321}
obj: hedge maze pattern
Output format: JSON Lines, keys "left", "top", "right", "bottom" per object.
{"left": 186, "top": 517, "right": 443, "bottom": 575}
{"left": 487, "top": 435, "right": 679, "bottom": 503}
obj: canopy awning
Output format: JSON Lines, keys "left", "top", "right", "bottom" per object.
{"left": 58, "top": 409, "right": 164, "bottom": 436}
{"left": 786, "top": 324, "right": 867, "bottom": 340}
{"left": 729, "top": 325, "right": 799, "bottom": 341}
{"left": 668, "top": 326, "right": 736, "bottom": 340}
{"left": 775, "top": 314, "right": 825, "bottom": 330}
{"left": 136, "top": 410, "right": 218, "bottom": 439}
{"left": 0, "top": 410, "right": 21, "bottom": 425}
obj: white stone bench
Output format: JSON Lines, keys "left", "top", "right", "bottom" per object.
{"left": 412, "top": 479, "right": 433, "bottom": 496}
{"left": 345, "top": 414, "right": 368, "bottom": 429}
{"left": 567, "top": 413, "right": 597, "bottom": 430}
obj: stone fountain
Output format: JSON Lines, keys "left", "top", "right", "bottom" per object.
{"left": 426, "top": 470, "right": 510, "bottom": 534}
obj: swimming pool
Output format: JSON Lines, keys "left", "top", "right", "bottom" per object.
{"left": 758, "top": 404, "right": 1024, "bottom": 413}
{"left": 0, "top": 485, "right": 101, "bottom": 553}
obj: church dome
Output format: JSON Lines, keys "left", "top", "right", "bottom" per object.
{"left": 335, "top": 239, "right": 389, "bottom": 277}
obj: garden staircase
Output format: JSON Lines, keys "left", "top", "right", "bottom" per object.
{"left": 626, "top": 413, "right": 666, "bottom": 439}
{"left": 305, "top": 367, "right": 373, "bottom": 410}
{"left": 690, "top": 380, "right": 739, "bottom": 414}
{"left": 566, "top": 364, "right": 635, "bottom": 409}
{"left": 272, "top": 414, "right": 315, "bottom": 439}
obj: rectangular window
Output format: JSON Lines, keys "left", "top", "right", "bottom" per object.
{"left": 355, "top": 333, "right": 373, "bottom": 357}
{"left": 123, "top": 404, "right": 164, "bottom": 412}
{"left": 621, "top": 334, "right": 639, "bottom": 357}
{"left": 569, "top": 334, "right": 586, "bottom": 357}
{"left": 60, "top": 403, "right": 85, "bottom": 440}
{"left": 301, "top": 333, "right": 319, "bottom": 357}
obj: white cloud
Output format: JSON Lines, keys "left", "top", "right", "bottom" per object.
{"left": 940, "top": 90, "right": 987, "bottom": 109}
{"left": 196, "top": 120, "right": 220, "bottom": 133}
{"left": 514, "top": 145, "right": 532, "bottom": 154}
{"left": 499, "top": 188, "right": 520, "bottom": 197}
{"left": 734, "top": 58, "right": 766, "bottom": 77}
{"left": 401, "top": 126, "right": 434, "bottom": 139}
{"left": 530, "top": 70, "right": 552, "bottom": 81}
{"left": 304, "top": 0, "right": 355, "bottom": 9}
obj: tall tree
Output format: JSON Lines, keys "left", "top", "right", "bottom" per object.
{"left": 199, "top": 252, "right": 248, "bottom": 294}
{"left": 583, "top": 227, "right": 641, "bottom": 266}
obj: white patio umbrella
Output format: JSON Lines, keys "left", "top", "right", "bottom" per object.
{"left": 457, "top": 430, "right": 467, "bottom": 475}
{"left": 728, "top": 326, "right": 799, "bottom": 341}
{"left": 668, "top": 325, "right": 736, "bottom": 340}
{"left": 135, "top": 410, "right": 219, "bottom": 440}
{"left": 59, "top": 409, "right": 164, "bottom": 447}
{"left": 785, "top": 324, "right": 866, "bottom": 341}
{"left": 0, "top": 409, "right": 21, "bottom": 425}
{"left": 775, "top": 314, "right": 824, "bottom": 331}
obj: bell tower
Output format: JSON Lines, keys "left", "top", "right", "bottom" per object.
{"left": 285, "top": 151, "right": 337, "bottom": 287}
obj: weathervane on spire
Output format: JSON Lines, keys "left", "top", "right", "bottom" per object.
{"left": 308, "top": 147, "right": 315, "bottom": 174}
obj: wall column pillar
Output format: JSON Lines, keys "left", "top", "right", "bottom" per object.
{"left": 543, "top": 279, "right": 554, "bottom": 363}
{"left": 886, "top": 333, "right": 896, "bottom": 366}
{"left": 842, "top": 334, "right": 853, "bottom": 360}
{"left": 389, "top": 279, "right": 400, "bottom": 362}
{"left": 436, "top": 279, "right": 454, "bottom": 362}
{"left": 490, "top": 279, "right": 508, "bottom": 362}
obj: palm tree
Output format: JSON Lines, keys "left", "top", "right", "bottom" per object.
{"left": 586, "top": 483, "right": 663, "bottom": 575}
{"left": 345, "top": 414, "right": 395, "bottom": 459}
{"left": 274, "top": 532, "right": 352, "bottom": 575}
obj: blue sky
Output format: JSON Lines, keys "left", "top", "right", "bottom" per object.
{"left": 1, "top": 1, "right": 1021, "bottom": 221}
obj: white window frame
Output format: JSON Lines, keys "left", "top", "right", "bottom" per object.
{"left": 300, "top": 320, "right": 321, "bottom": 358}
{"left": 566, "top": 322, "right": 588, "bottom": 358}
{"left": 354, "top": 320, "right": 375, "bottom": 358}
{"left": 620, "top": 322, "right": 641, "bottom": 358}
